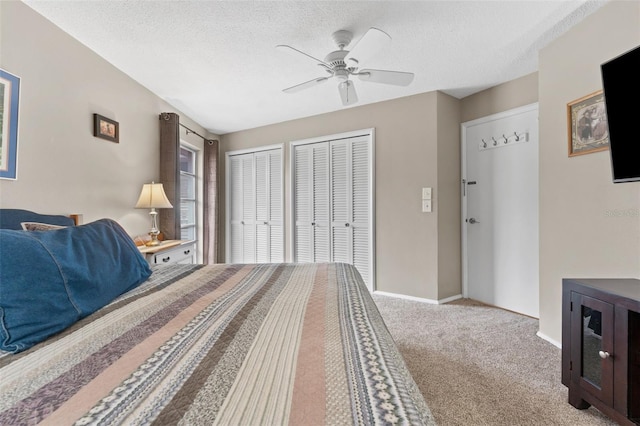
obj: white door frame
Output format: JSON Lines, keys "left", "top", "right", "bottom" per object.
{"left": 289, "top": 128, "right": 376, "bottom": 291}
{"left": 461, "top": 103, "right": 538, "bottom": 299}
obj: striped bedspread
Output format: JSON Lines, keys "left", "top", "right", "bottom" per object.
{"left": 0, "top": 262, "right": 434, "bottom": 425}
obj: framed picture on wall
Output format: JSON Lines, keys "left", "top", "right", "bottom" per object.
{"left": 567, "top": 90, "right": 609, "bottom": 157}
{"left": 93, "top": 113, "right": 119, "bottom": 143}
{"left": 0, "top": 68, "right": 21, "bottom": 180}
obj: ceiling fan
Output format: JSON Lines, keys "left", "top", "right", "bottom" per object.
{"left": 277, "top": 28, "right": 415, "bottom": 106}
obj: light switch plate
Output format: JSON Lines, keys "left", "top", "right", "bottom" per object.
{"left": 422, "top": 200, "right": 432, "bottom": 212}
{"left": 422, "top": 187, "right": 432, "bottom": 200}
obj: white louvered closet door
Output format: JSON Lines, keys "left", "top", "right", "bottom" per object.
{"left": 255, "top": 149, "right": 284, "bottom": 263}
{"left": 228, "top": 153, "right": 254, "bottom": 263}
{"left": 227, "top": 147, "right": 283, "bottom": 264}
{"left": 229, "top": 155, "right": 243, "bottom": 263}
{"left": 330, "top": 141, "right": 350, "bottom": 264}
{"left": 294, "top": 146, "right": 312, "bottom": 262}
{"left": 330, "top": 136, "right": 371, "bottom": 286}
{"left": 293, "top": 143, "right": 330, "bottom": 263}
{"left": 241, "top": 154, "right": 256, "bottom": 263}
{"left": 292, "top": 132, "right": 373, "bottom": 290}
{"left": 267, "top": 149, "right": 284, "bottom": 262}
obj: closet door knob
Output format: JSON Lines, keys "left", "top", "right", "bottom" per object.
{"left": 598, "top": 351, "right": 611, "bottom": 359}
{"left": 345, "top": 223, "right": 350, "bottom": 227}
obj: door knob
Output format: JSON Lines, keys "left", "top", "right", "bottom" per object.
{"left": 468, "top": 218, "right": 480, "bottom": 224}
{"left": 598, "top": 350, "right": 611, "bottom": 359}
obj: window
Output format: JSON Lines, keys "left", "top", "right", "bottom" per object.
{"left": 180, "top": 146, "right": 197, "bottom": 241}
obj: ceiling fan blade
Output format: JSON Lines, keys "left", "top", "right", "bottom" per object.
{"left": 276, "top": 44, "right": 330, "bottom": 67}
{"left": 357, "top": 69, "right": 414, "bottom": 86}
{"left": 338, "top": 80, "right": 358, "bottom": 106}
{"left": 283, "top": 77, "right": 330, "bottom": 93}
{"left": 344, "top": 27, "right": 391, "bottom": 66}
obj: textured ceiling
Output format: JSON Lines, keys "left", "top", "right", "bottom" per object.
{"left": 24, "top": 0, "right": 607, "bottom": 135}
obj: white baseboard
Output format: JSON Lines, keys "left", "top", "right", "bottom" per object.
{"left": 438, "top": 294, "right": 464, "bottom": 304}
{"left": 374, "top": 291, "right": 463, "bottom": 305}
{"left": 536, "top": 330, "right": 561, "bottom": 348}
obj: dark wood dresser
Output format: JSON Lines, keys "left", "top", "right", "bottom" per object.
{"left": 562, "top": 278, "right": 640, "bottom": 425}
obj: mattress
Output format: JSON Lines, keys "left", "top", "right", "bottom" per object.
{"left": 0, "top": 262, "right": 433, "bottom": 425}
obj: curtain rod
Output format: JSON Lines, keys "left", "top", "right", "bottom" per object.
{"left": 179, "top": 123, "right": 218, "bottom": 144}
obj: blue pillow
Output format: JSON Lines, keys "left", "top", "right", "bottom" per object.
{"left": 0, "top": 209, "right": 75, "bottom": 230}
{"left": 0, "top": 218, "right": 152, "bottom": 353}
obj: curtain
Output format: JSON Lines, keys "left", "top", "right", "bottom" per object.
{"left": 203, "top": 139, "right": 219, "bottom": 263}
{"left": 158, "top": 112, "right": 181, "bottom": 240}
{"left": 159, "top": 112, "right": 219, "bottom": 264}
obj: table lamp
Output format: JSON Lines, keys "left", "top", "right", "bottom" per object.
{"left": 135, "top": 181, "right": 173, "bottom": 246}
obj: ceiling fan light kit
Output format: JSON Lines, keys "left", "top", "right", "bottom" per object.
{"left": 278, "top": 27, "right": 415, "bottom": 106}
{"left": 339, "top": 80, "right": 358, "bottom": 105}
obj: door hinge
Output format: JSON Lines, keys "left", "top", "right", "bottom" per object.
{"left": 570, "top": 360, "right": 573, "bottom": 371}
{"left": 570, "top": 301, "right": 573, "bottom": 312}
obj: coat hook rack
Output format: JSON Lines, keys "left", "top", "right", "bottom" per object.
{"left": 478, "top": 130, "right": 528, "bottom": 151}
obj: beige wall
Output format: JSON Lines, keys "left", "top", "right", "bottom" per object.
{"left": 0, "top": 1, "right": 216, "bottom": 256}
{"left": 461, "top": 72, "right": 538, "bottom": 123}
{"left": 221, "top": 92, "right": 461, "bottom": 300}
{"left": 538, "top": 0, "right": 640, "bottom": 344}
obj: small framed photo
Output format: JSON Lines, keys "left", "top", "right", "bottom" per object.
{"left": 93, "top": 113, "right": 119, "bottom": 143}
{"left": 0, "top": 68, "right": 21, "bottom": 180}
{"left": 567, "top": 90, "right": 609, "bottom": 157}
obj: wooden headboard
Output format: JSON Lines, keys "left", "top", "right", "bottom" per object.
{"left": 69, "top": 214, "right": 82, "bottom": 226}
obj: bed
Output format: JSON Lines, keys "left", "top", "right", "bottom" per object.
{"left": 0, "top": 210, "right": 433, "bottom": 425}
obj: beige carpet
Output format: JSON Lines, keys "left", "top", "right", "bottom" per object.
{"left": 372, "top": 295, "right": 617, "bottom": 426}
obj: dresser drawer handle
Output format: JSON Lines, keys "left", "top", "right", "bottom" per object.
{"left": 184, "top": 249, "right": 191, "bottom": 255}
{"left": 162, "top": 256, "right": 171, "bottom": 263}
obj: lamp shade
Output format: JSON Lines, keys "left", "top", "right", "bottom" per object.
{"left": 135, "top": 182, "right": 173, "bottom": 209}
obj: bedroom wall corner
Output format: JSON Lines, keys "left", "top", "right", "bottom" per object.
{"left": 436, "top": 92, "right": 462, "bottom": 300}
{"left": 538, "top": 0, "right": 640, "bottom": 344}
{"left": 0, "top": 1, "right": 211, "bottom": 240}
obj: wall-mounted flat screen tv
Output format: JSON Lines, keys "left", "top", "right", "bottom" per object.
{"left": 601, "top": 45, "right": 640, "bottom": 183}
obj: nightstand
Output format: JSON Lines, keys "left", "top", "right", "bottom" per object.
{"left": 138, "top": 240, "right": 196, "bottom": 265}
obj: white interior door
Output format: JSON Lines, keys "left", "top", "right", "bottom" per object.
{"left": 462, "top": 104, "right": 539, "bottom": 318}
